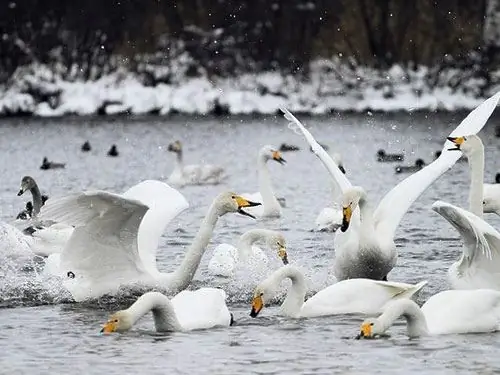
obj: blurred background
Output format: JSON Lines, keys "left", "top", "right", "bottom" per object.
{"left": 0, "top": 0, "right": 499, "bottom": 116}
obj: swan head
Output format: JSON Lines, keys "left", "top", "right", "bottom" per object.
{"left": 249, "top": 289, "right": 266, "bottom": 317}
{"left": 266, "top": 232, "right": 288, "bottom": 265}
{"left": 18, "top": 176, "right": 36, "bottom": 196}
{"left": 101, "top": 311, "right": 133, "bottom": 333}
{"left": 340, "top": 187, "right": 364, "bottom": 232}
{"left": 167, "top": 140, "right": 182, "bottom": 153}
{"left": 356, "top": 317, "right": 382, "bottom": 339}
{"left": 216, "top": 192, "right": 261, "bottom": 219}
{"left": 447, "top": 134, "right": 483, "bottom": 156}
{"left": 259, "top": 145, "right": 286, "bottom": 165}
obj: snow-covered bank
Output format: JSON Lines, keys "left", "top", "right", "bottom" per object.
{"left": 1, "top": 60, "right": 499, "bottom": 117}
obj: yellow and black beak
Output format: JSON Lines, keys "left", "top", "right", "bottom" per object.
{"left": 341, "top": 205, "right": 353, "bottom": 232}
{"left": 278, "top": 245, "right": 288, "bottom": 265}
{"left": 355, "top": 322, "right": 373, "bottom": 339}
{"left": 100, "top": 320, "right": 117, "bottom": 334}
{"left": 250, "top": 295, "right": 264, "bottom": 317}
{"left": 447, "top": 136, "right": 464, "bottom": 151}
{"left": 272, "top": 151, "right": 286, "bottom": 165}
{"left": 233, "top": 195, "right": 261, "bottom": 219}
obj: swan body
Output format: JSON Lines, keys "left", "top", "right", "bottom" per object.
{"left": 358, "top": 289, "right": 500, "bottom": 338}
{"left": 101, "top": 289, "right": 232, "bottom": 333}
{"left": 249, "top": 265, "right": 427, "bottom": 319}
{"left": 40, "top": 182, "right": 260, "bottom": 301}
{"left": 281, "top": 92, "right": 500, "bottom": 281}
{"left": 208, "top": 229, "right": 288, "bottom": 277}
{"left": 167, "top": 140, "right": 226, "bottom": 186}
{"left": 241, "top": 145, "right": 286, "bottom": 218}
{"left": 394, "top": 159, "right": 426, "bottom": 174}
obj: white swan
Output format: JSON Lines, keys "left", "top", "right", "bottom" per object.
{"left": 315, "top": 152, "right": 346, "bottom": 232}
{"left": 249, "top": 265, "right": 427, "bottom": 319}
{"left": 100, "top": 288, "right": 232, "bottom": 333}
{"left": 40, "top": 182, "right": 260, "bottom": 301}
{"left": 432, "top": 135, "right": 500, "bottom": 290}
{"left": 167, "top": 140, "right": 226, "bottom": 186}
{"left": 483, "top": 182, "right": 500, "bottom": 215}
{"left": 208, "top": 229, "right": 288, "bottom": 277}
{"left": 357, "top": 289, "right": 500, "bottom": 338}
{"left": 280, "top": 92, "right": 500, "bottom": 281}
{"left": 241, "top": 145, "right": 287, "bottom": 218}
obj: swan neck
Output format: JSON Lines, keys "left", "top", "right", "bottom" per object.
{"left": 378, "top": 300, "right": 428, "bottom": 338}
{"left": 30, "top": 185, "right": 43, "bottom": 216}
{"left": 171, "top": 202, "right": 219, "bottom": 291}
{"left": 467, "top": 147, "right": 484, "bottom": 218}
{"left": 273, "top": 266, "right": 307, "bottom": 317}
{"left": 358, "top": 194, "right": 374, "bottom": 226}
{"left": 127, "top": 292, "right": 182, "bottom": 332}
{"left": 258, "top": 157, "right": 279, "bottom": 213}
{"left": 237, "top": 229, "right": 266, "bottom": 259}
{"left": 175, "top": 151, "right": 184, "bottom": 169}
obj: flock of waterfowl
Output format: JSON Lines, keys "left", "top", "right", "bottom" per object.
{"left": 3, "top": 91, "right": 500, "bottom": 340}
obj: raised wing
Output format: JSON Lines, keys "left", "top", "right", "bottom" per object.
{"left": 373, "top": 91, "right": 500, "bottom": 239}
{"left": 122, "top": 180, "right": 189, "bottom": 275}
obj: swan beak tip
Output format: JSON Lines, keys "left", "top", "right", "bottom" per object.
{"left": 250, "top": 295, "right": 263, "bottom": 318}
{"left": 100, "top": 321, "right": 116, "bottom": 334}
{"left": 447, "top": 136, "right": 463, "bottom": 151}
{"left": 17, "top": 189, "right": 24, "bottom": 196}
{"left": 272, "top": 151, "right": 286, "bottom": 165}
{"left": 234, "top": 196, "right": 261, "bottom": 219}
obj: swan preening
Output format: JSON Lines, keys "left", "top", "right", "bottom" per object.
{"left": 208, "top": 229, "right": 288, "bottom": 277}
{"left": 357, "top": 289, "right": 500, "bottom": 338}
{"left": 101, "top": 289, "right": 232, "bottom": 333}
{"left": 40, "top": 181, "right": 261, "bottom": 301}
{"left": 167, "top": 140, "right": 226, "bottom": 186}
{"left": 250, "top": 265, "right": 427, "bottom": 319}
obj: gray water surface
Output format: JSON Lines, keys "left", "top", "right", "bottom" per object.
{"left": 1, "top": 112, "right": 500, "bottom": 374}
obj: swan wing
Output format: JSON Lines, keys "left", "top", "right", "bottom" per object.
{"left": 172, "top": 287, "right": 232, "bottom": 330}
{"left": 207, "top": 243, "right": 238, "bottom": 277}
{"left": 39, "top": 191, "right": 152, "bottom": 301}
{"left": 122, "top": 180, "right": 189, "bottom": 274}
{"left": 373, "top": 92, "right": 500, "bottom": 239}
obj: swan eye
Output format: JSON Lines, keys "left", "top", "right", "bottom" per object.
{"left": 114, "top": 319, "right": 119, "bottom": 323}
{"left": 370, "top": 323, "right": 374, "bottom": 326}
{"left": 231, "top": 195, "right": 236, "bottom": 199}
{"left": 67, "top": 271, "right": 75, "bottom": 279}
{"left": 483, "top": 201, "right": 486, "bottom": 205}
{"left": 260, "top": 292, "right": 264, "bottom": 296}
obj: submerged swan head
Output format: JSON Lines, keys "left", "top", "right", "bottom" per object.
{"left": 215, "top": 192, "right": 262, "bottom": 219}
{"left": 168, "top": 140, "right": 183, "bottom": 154}
{"left": 447, "top": 134, "right": 483, "bottom": 156}
{"left": 266, "top": 232, "right": 288, "bottom": 265}
{"left": 356, "top": 317, "right": 381, "bottom": 339}
{"left": 340, "top": 187, "right": 365, "bottom": 232}
{"left": 18, "top": 176, "right": 37, "bottom": 196}
{"left": 259, "top": 145, "right": 286, "bottom": 165}
{"left": 101, "top": 311, "right": 134, "bottom": 333}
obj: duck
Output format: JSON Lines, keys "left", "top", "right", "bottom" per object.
{"left": 107, "top": 145, "right": 119, "bottom": 157}
{"left": 208, "top": 229, "right": 288, "bottom": 277}
{"left": 279, "top": 143, "right": 300, "bottom": 152}
{"left": 376, "top": 149, "right": 404, "bottom": 162}
{"left": 100, "top": 289, "right": 232, "bottom": 333}
{"left": 81, "top": 141, "right": 91, "bottom": 152}
{"left": 167, "top": 140, "right": 226, "bottom": 186}
{"left": 280, "top": 93, "right": 500, "bottom": 281}
{"left": 394, "top": 158, "right": 426, "bottom": 174}
{"left": 357, "top": 289, "right": 500, "bottom": 339}
{"left": 40, "top": 157, "right": 65, "bottom": 170}
{"left": 249, "top": 265, "right": 427, "bottom": 319}
{"left": 241, "top": 145, "right": 286, "bottom": 218}
{"left": 40, "top": 182, "right": 261, "bottom": 301}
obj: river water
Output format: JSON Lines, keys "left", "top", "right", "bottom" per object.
{"left": 1, "top": 112, "right": 500, "bottom": 374}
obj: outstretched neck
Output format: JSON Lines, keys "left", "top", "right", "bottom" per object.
{"left": 467, "top": 147, "right": 484, "bottom": 218}
{"left": 272, "top": 266, "right": 307, "bottom": 317}
{"left": 175, "top": 151, "right": 184, "bottom": 170}
{"left": 377, "top": 299, "right": 428, "bottom": 338}
{"left": 127, "top": 292, "right": 182, "bottom": 332}
{"left": 258, "top": 156, "right": 280, "bottom": 215}
{"left": 171, "top": 202, "right": 220, "bottom": 291}
{"left": 237, "top": 229, "right": 272, "bottom": 260}
{"left": 30, "top": 184, "right": 43, "bottom": 216}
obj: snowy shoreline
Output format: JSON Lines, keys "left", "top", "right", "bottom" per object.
{"left": 1, "top": 61, "right": 498, "bottom": 117}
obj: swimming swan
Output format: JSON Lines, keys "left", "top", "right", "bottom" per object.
{"left": 280, "top": 92, "right": 500, "bottom": 281}
{"left": 40, "top": 182, "right": 260, "bottom": 301}
{"left": 208, "top": 229, "right": 288, "bottom": 277}
{"left": 101, "top": 289, "right": 232, "bottom": 333}
{"left": 249, "top": 265, "right": 427, "bottom": 319}
{"left": 167, "top": 140, "right": 226, "bottom": 186}
{"left": 357, "top": 289, "right": 500, "bottom": 338}
{"left": 432, "top": 134, "right": 500, "bottom": 290}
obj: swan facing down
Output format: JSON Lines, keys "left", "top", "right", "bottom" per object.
{"left": 167, "top": 140, "right": 226, "bottom": 186}
{"left": 208, "top": 229, "right": 288, "bottom": 277}
{"left": 40, "top": 182, "right": 260, "bottom": 301}
{"left": 101, "top": 289, "right": 232, "bottom": 333}
{"left": 241, "top": 145, "right": 286, "bottom": 218}
{"left": 249, "top": 265, "right": 427, "bottom": 319}
{"left": 281, "top": 92, "right": 500, "bottom": 281}
{"left": 357, "top": 289, "right": 500, "bottom": 339}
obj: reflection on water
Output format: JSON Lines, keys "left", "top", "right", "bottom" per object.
{"left": 0, "top": 113, "right": 500, "bottom": 373}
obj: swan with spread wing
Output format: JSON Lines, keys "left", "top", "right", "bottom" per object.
{"left": 40, "top": 180, "right": 260, "bottom": 301}
{"left": 280, "top": 91, "right": 500, "bottom": 281}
